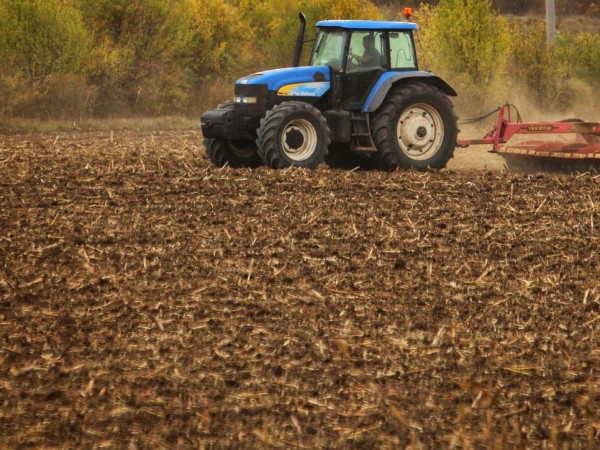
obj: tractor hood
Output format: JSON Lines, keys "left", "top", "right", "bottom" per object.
{"left": 237, "top": 66, "right": 331, "bottom": 97}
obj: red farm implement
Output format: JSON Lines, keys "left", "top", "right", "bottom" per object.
{"left": 458, "top": 104, "right": 600, "bottom": 172}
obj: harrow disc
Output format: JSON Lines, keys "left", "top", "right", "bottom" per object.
{"left": 498, "top": 140, "right": 600, "bottom": 173}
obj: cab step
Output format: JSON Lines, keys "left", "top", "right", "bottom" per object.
{"left": 350, "top": 111, "right": 377, "bottom": 152}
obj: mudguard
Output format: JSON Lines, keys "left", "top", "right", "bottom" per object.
{"left": 362, "top": 71, "right": 457, "bottom": 113}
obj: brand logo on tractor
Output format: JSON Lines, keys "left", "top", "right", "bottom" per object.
{"left": 526, "top": 125, "right": 554, "bottom": 132}
{"left": 277, "top": 82, "right": 330, "bottom": 97}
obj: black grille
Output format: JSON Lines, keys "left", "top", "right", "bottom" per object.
{"left": 233, "top": 83, "right": 268, "bottom": 117}
{"left": 234, "top": 83, "right": 268, "bottom": 97}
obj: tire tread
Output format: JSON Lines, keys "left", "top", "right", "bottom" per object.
{"left": 371, "top": 82, "right": 458, "bottom": 171}
{"left": 257, "top": 102, "right": 330, "bottom": 169}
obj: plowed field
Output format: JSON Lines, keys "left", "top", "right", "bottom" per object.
{"left": 0, "top": 130, "right": 599, "bottom": 448}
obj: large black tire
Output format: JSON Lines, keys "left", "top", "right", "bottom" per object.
{"left": 203, "top": 100, "right": 262, "bottom": 168}
{"left": 371, "top": 82, "right": 458, "bottom": 171}
{"left": 203, "top": 138, "right": 262, "bottom": 168}
{"left": 256, "top": 102, "right": 330, "bottom": 169}
{"left": 325, "top": 143, "right": 376, "bottom": 170}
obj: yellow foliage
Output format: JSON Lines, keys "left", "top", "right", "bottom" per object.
{"left": 417, "top": 1, "right": 509, "bottom": 85}
{"left": 415, "top": 0, "right": 511, "bottom": 112}
{"left": 0, "top": 0, "right": 91, "bottom": 80}
{"left": 327, "top": 0, "right": 382, "bottom": 19}
{"left": 188, "top": 0, "right": 257, "bottom": 77}
{"left": 0, "top": 0, "right": 588, "bottom": 117}
{"left": 560, "top": 32, "right": 600, "bottom": 85}
{"left": 237, "top": 0, "right": 381, "bottom": 70}
{"left": 507, "top": 19, "right": 571, "bottom": 109}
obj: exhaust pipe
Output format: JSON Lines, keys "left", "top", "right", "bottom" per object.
{"left": 292, "top": 13, "right": 307, "bottom": 67}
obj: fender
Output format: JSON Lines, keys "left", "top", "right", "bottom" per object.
{"left": 362, "top": 71, "right": 457, "bottom": 113}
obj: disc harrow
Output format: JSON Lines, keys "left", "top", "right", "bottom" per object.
{"left": 458, "top": 104, "right": 600, "bottom": 172}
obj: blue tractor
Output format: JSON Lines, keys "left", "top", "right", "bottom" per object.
{"left": 200, "top": 14, "right": 458, "bottom": 171}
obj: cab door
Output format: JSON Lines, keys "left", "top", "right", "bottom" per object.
{"left": 342, "top": 31, "right": 388, "bottom": 110}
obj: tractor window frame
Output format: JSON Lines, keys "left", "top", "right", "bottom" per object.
{"left": 310, "top": 29, "right": 348, "bottom": 72}
{"left": 388, "top": 30, "right": 417, "bottom": 70}
{"left": 344, "top": 30, "right": 387, "bottom": 73}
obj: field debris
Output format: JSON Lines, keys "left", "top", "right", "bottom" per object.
{"left": 0, "top": 130, "right": 599, "bottom": 448}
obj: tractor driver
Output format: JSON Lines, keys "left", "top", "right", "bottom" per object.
{"left": 349, "top": 34, "right": 381, "bottom": 67}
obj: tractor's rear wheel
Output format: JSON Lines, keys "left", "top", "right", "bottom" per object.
{"left": 371, "top": 82, "right": 458, "bottom": 171}
{"left": 204, "top": 138, "right": 262, "bottom": 168}
{"left": 256, "top": 102, "right": 330, "bottom": 169}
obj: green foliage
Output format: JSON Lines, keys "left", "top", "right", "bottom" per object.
{"left": 80, "top": 0, "right": 195, "bottom": 115}
{"left": 188, "top": 0, "right": 256, "bottom": 78}
{"left": 183, "top": 0, "right": 259, "bottom": 111}
{"left": 415, "top": 1, "right": 584, "bottom": 112}
{"left": 559, "top": 32, "right": 600, "bottom": 87}
{"left": 236, "top": 0, "right": 382, "bottom": 70}
{"left": 508, "top": 19, "right": 572, "bottom": 109}
{"left": 416, "top": 0, "right": 510, "bottom": 108}
{"left": 0, "top": 69, "right": 17, "bottom": 116}
{"left": 322, "top": 0, "right": 382, "bottom": 19}
{"left": 234, "top": 0, "right": 293, "bottom": 68}
{"left": 0, "top": 0, "right": 91, "bottom": 80}
{"left": 0, "top": 0, "right": 597, "bottom": 119}
{"left": 0, "top": 0, "right": 93, "bottom": 118}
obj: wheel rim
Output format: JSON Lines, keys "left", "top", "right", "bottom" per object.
{"left": 280, "top": 118, "right": 318, "bottom": 162}
{"left": 396, "top": 103, "right": 444, "bottom": 161}
{"left": 229, "top": 140, "right": 257, "bottom": 158}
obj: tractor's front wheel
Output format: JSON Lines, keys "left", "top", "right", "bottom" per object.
{"left": 371, "top": 82, "right": 458, "bottom": 171}
{"left": 257, "top": 102, "right": 330, "bottom": 169}
{"left": 203, "top": 138, "right": 262, "bottom": 168}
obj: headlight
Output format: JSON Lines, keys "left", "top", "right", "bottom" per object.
{"left": 234, "top": 96, "right": 258, "bottom": 104}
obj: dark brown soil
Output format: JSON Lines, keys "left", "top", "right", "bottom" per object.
{"left": 0, "top": 130, "right": 599, "bottom": 448}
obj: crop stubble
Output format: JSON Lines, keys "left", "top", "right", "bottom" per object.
{"left": 0, "top": 130, "right": 599, "bottom": 448}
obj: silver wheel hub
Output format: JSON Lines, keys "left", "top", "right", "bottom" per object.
{"left": 397, "top": 104, "right": 444, "bottom": 160}
{"left": 281, "top": 118, "right": 317, "bottom": 161}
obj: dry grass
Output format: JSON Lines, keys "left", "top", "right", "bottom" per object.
{"left": 0, "top": 129, "right": 599, "bottom": 448}
{"left": 0, "top": 116, "right": 198, "bottom": 133}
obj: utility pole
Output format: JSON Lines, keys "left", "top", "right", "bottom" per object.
{"left": 546, "top": 0, "right": 556, "bottom": 43}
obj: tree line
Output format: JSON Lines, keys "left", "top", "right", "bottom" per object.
{"left": 377, "top": 0, "right": 600, "bottom": 16}
{"left": 0, "top": 0, "right": 599, "bottom": 119}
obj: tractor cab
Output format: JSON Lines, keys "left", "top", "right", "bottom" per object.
{"left": 310, "top": 21, "right": 418, "bottom": 110}
{"left": 311, "top": 23, "right": 418, "bottom": 71}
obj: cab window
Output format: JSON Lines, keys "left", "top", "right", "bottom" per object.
{"left": 346, "top": 31, "right": 385, "bottom": 72}
{"left": 389, "top": 31, "right": 416, "bottom": 70}
{"left": 311, "top": 30, "right": 347, "bottom": 71}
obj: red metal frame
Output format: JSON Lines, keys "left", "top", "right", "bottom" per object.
{"left": 457, "top": 104, "right": 600, "bottom": 159}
